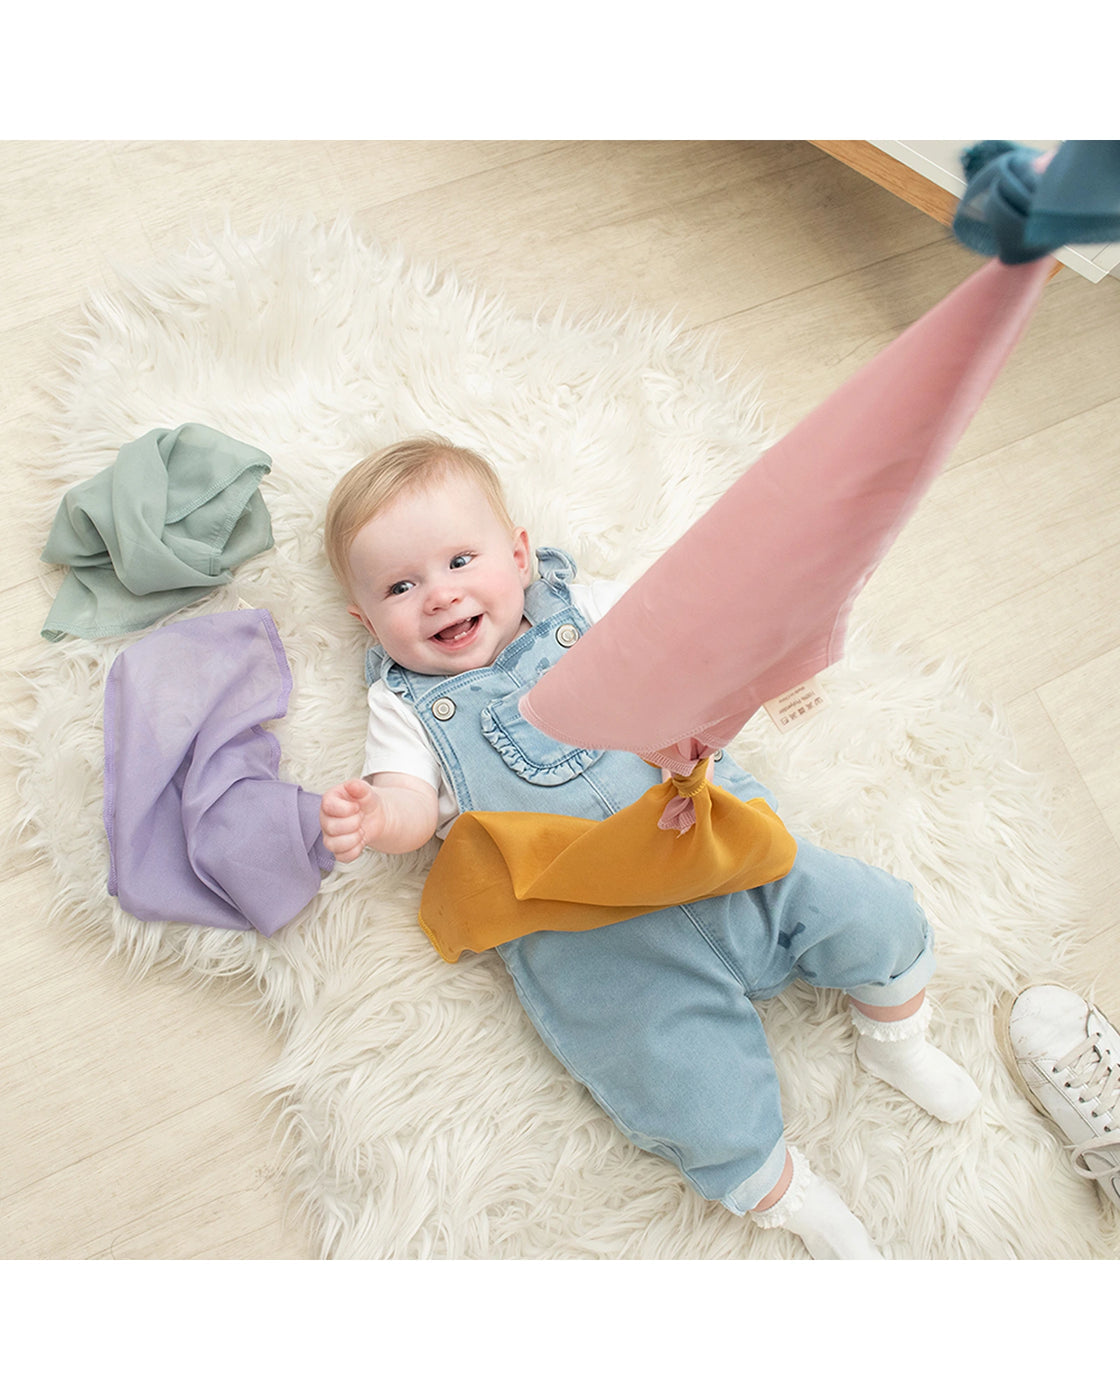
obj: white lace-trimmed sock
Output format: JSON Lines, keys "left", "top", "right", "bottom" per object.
{"left": 750, "top": 1146, "right": 882, "bottom": 1260}
{"left": 852, "top": 999, "right": 981, "bottom": 1122}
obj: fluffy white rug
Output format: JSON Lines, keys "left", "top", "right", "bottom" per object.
{"left": 9, "top": 217, "right": 1118, "bottom": 1259}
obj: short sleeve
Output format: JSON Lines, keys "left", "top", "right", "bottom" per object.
{"left": 569, "top": 576, "right": 627, "bottom": 625}
{"left": 363, "top": 682, "right": 460, "bottom": 837}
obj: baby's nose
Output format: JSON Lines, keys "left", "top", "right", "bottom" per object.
{"left": 425, "top": 579, "right": 462, "bottom": 611}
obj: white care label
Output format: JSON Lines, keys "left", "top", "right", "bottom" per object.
{"left": 763, "top": 677, "right": 829, "bottom": 731}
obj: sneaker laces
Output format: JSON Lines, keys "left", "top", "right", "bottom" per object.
{"left": 1052, "top": 1021, "right": 1120, "bottom": 1181}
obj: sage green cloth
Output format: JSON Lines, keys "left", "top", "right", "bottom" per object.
{"left": 41, "top": 423, "right": 274, "bottom": 642}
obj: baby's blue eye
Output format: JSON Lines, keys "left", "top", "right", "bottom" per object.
{"left": 388, "top": 580, "right": 413, "bottom": 596}
{"left": 450, "top": 553, "right": 472, "bottom": 569}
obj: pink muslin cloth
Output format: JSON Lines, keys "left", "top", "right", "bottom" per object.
{"left": 521, "top": 255, "right": 1054, "bottom": 773}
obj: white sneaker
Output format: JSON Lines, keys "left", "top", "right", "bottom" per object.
{"left": 997, "top": 984, "right": 1120, "bottom": 1209}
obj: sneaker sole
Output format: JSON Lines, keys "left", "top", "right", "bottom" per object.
{"left": 994, "top": 985, "right": 1058, "bottom": 1122}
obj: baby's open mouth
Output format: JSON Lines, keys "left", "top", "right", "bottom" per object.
{"left": 433, "top": 616, "right": 480, "bottom": 645}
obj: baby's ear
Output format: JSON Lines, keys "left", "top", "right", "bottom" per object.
{"left": 512, "top": 526, "right": 532, "bottom": 584}
{"left": 347, "top": 602, "right": 378, "bottom": 640}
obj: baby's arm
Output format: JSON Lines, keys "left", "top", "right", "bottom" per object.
{"left": 320, "top": 772, "right": 439, "bottom": 859}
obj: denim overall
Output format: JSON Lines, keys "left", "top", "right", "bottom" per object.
{"left": 369, "top": 548, "right": 934, "bottom": 1212}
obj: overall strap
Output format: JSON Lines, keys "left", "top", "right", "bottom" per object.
{"left": 523, "top": 546, "right": 578, "bottom": 624}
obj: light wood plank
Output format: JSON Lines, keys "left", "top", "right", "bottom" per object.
{"left": 345, "top": 141, "right": 942, "bottom": 324}
{"left": 4, "top": 1087, "right": 308, "bottom": 1260}
{"left": 811, "top": 140, "right": 962, "bottom": 226}
{"left": 922, "top": 541, "right": 1120, "bottom": 708}
{"left": 0, "top": 869, "right": 309, "bottom": 1258}
{"left": 1005, "top": 691, "right": 1120, "bottom": 1012}
{"left": 710, "top": 235, "right": 1120, "bottom": 461}
{"left": 1039, "top": 649, "right": 1120, "bottom": 853}
{"left": 0, "top": 144, "right": 154, "bottom": 334}
{"left": 854, "top": 395, "right": 1120, "bottom": 644}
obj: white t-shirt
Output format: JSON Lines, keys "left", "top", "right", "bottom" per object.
{"left": 362, "top": 577, "right": 625, "bottom": 838}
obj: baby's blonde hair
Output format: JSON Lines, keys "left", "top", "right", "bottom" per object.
{"left": 324, "top": 435, "right": 515, "bottom": 595}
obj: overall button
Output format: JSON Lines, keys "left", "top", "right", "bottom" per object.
{"left": 431, "top": 697, "right": 456, "bottom": 721}
{"left": 555, "top": 623, "right": 580, "bottom": 648}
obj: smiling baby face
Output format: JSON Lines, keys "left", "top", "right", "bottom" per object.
{"left": 345, "top": 466, "right": 533, "bottom": 676}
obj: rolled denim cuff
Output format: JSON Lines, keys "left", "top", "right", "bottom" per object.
{"left": 722, "top": 1135, "right": 789, "bottom": 1215}
{"left": 844, "top": 936, "right": 935, "bottom": 1009}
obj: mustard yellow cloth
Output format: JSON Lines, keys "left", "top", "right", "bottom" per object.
{"left": 418, "top": 762, "right": 797, "bottom": 962}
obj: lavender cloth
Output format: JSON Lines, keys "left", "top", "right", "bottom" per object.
{"left": 103, "top": 609, "right": 334, "bottom": 936}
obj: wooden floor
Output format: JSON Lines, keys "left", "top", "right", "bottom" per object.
{"left": 2, "top": 141, "right": 1118, "bottom": 1259}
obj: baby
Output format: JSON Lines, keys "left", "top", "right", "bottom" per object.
{"left": 320, "top": 435, "right": 981, "bottom": 1259}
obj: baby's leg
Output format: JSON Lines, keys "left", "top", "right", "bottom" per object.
{"left": 500, "top": 912, "right": 790, "bottom": 1207}
{"left": 771, "top": 843, "right": 979, "bottom": 1122}
{"left": 500, "top": 909, "right": 884, "bottom": 1260}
